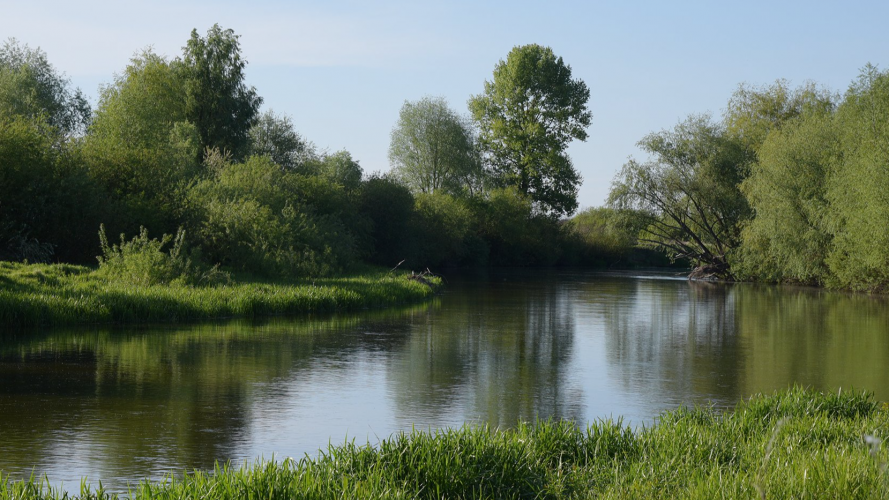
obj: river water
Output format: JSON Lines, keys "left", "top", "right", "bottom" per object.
{"left": 2, "top": 269, "right": 888, "bottom": 490}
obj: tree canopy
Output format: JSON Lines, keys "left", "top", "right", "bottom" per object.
{"left": 609, "top": 115, "right": 749, "bottom": 278}
{"left": 389, "top": 96, "right": 483, "bottom": 196}
{"left": 469, "top": 44, "right": 591, "bottom": 217}
{"left": 178, "top": 24, "right": 262, "bottom": 158}
{"left": 0, "top": 38, "right": 90, "bottom": 135}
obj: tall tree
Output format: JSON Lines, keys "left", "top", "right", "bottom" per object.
{"left": 469, "top": 44, "right": 591, "bottom": 217}
{"left": 178, "top": 24, "right": 262, "bottom": 158}
{"left": 389, "top": 96, "right": 483, "bottom": 196}
{"left": 822, "top": 64, "right": 889, "bottom": 290}
{"left": 735, "top": 106, "right": 838, "bottom": 284}
{"left": 0, "top": 38, "right": 90, "bottom": 135}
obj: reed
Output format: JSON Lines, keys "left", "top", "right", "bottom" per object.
{"left": 1, "top": 388, "right": 886, "bottom": 499}
{"left": 0, "top": 261, "right": 439, "bottom": 327}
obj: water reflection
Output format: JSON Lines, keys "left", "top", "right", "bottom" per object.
{"left": 2, "top": 270, "right": 889, "bottom": 491}
{"left": 387, "top": 273, "right": 582, "bottom": 428}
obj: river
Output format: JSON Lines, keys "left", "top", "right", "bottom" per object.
{"left": 1, "top": 268, "right": 888, "bottom": 491}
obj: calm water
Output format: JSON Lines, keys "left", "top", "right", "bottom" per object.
{"left": 2, "top": 269, "right": 889, "bottom": 490}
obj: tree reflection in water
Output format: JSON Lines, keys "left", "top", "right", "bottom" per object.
{"left": 3, "top": 270, "right": 889, "bottom": 491}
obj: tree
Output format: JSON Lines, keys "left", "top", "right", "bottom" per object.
{"left": 469, "top": 44, "right": 591, "bottom": 217}
{"left": 389, "top": 96, "right": 483, "bottom": 196}
{"left": 0, "top": 38, "right": 90, "bottom": 136}
{"left": 822, "top": 64, "right": 889, "bottom": 290}
{"left": 83, "top": 50, "right": 201, "bottom": 234}
{"left": 735, "top": 106, "right": 838, "bottom": 284}
{"left": 725, "top": 79, "right": 835, "bottom": 155}
{"left": 178, "top": 24, "right": 262, "bottom": 158}
{"left": 609, "top": 115, "right": 749, "bottom": 279}
{"left": 315, "top": 150, "right": 363, "bottom": 191}
{"left": 247, "top": 109, "right": 315, "bottom": 171}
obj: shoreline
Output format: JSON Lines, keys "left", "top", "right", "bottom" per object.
{"left": 1, "top": 388, "right": 885, "bottom": 499}
{"left": 0, "top": 261, "right": 439, "bottom": 328}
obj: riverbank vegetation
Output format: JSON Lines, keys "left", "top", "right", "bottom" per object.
{"left": 5, "top": 26, "right": 889, "bottom": 294}
{"left": 0, "top": 260, "right": 437, "bottom": 327}
{"left": 610, "top": 66, "right": 889, "bottom": 290}
{"left": 0, "top": 28, "right": 641, "bottom": 327}
{"left": 2, "top": 388, "right": 887, "bottom": 499}
{"left": 0, "top": 30, "right": 631, "bottom": 287}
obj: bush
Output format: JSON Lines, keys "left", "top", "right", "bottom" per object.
{"left": 187, "top": 154, "right": 357, "bottom": 278}
{"left": 96, "top": 225, "right": 225, "bottom": 286}
{"left": 471, "top": 187, "right": 562, "bottom": 266}
{"left": 412, "top": 192, "right": 475, "bottom": 267}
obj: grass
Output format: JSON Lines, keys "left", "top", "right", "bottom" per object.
{"left": 0, "top": 261, "right": 439, "bottom": 327}
{"left": 1, "top": 388, "right": 887, "bottom": 499}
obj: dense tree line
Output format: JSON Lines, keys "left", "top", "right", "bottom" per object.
{"left": 610, "top": 67, "right": 889, "bottom": 291}
{"left": 1, "top": 30, "right": 626, "bottom": 277}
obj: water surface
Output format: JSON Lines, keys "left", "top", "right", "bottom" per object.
{"left": 2, "top": 269, "right": 888, "bottom": 490}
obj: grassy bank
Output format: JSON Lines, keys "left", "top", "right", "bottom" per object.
{"left": 0, "top": 262, "right": 439, "bottom": 327}
{"left": 2, "top": 388, "right": 887, "bottom": 499}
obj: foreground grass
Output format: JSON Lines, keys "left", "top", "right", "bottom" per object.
{"left": 0, "top": 262, "right": 438, "bottom": 327}
{"left": 2, "top": 388, "right": 888, "bottom": 499}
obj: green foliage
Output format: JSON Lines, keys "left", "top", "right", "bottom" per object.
{"left": 2, "top": 389, "right": 887, "bottom": 499}
{"left": 96, "top": 225, "right": 211, "bottom": 286}
{"left": 0, "top": 116, "right": 58, "bottom": 262}
{"left": 313, "top": 150, "right": 363, "bottom": 191}
{"left": 735, "top": 107, "right": 839, "bottom": 284}
{"left": 568, "top": 207, "right": 638, "bottom": 253}
{"left": 412, "top": 192, "right": 475, "bottom": 267}
{"left": 469, "top": 44, "right": 591, "bottom": 217}
{"left": 0, "top": 261, "right": 435, "bottom": 327}
{"left": 725, "top": 79, "right": 836, "bottom": 155}
{"left": 0, "top": 38, "right": 90, "bottom": 136}
{"left": 561, "top": 207, "right": 644, "bottom": 266}
{"left": 82, "top": 50, "right": 200, "bottom": 235}
{"left": 247, "top": 109, "right": 315, "bottom": 171}
{"left": 187, "top": 153, "right": 356, "bottom": 277}
{"left": 389, "top": 96, "right": 484, "bottom": 196}
{"left": 609, "top": 115, "right": 749, "bottom": 277}
{"left": 179, "top": 24, "right": 262, "bottom": 158}
{"left": 823, "top": 65, "right": 889, "bottom": 291}
{"left": 473, "top": 187, "right": 562, "bottom": 266}
{"left": 358, "top": 174, "right": 418, "bottom": 267}
{"left": 733, "top": 66, "right": 889, "bottom": 291}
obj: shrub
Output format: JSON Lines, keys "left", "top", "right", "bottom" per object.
{"left": 96, "top": 225, "right": 221, "bottom": 286}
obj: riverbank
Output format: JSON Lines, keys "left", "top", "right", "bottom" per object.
{"left": 1, "top": 388, "right": 886, "bottom": 499}
{"left": 0, "top": 262, "right": 439, "bottom": 328}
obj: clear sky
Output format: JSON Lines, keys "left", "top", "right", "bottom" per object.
{"left": 2, "top": 0, "right": 886, "bottom": 209}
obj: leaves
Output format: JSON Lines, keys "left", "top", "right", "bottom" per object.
{"left": 469, "top": 44, "right": 591, "bottom": 217}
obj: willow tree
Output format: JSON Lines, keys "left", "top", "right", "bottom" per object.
{"left": 823, "top": 65, "right": 889, "bottom": 290}
{"left": 609, "top": 115, "right": 749, "bottom": 279}
{"left": 469, "top": 44, "right": 591, "bottom": 217}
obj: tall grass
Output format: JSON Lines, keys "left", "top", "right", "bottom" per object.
{"left": 1, "top": 388, "right": 887, "bottom": 499}
{"left": 0, "top": 261, "right": 438, "bottom": 327}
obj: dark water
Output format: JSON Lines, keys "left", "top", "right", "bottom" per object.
{"left": 2, "top": 269, "right": 889, "bottom": 490}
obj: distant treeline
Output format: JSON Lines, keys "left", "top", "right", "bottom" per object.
{"left": 17, "top": 25, "right": 884, "bottom": 288}
{"left": 0, "top": 26, "right": 655, "bottom": 278}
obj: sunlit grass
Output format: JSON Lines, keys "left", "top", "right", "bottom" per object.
{"left": 0, "top": 261, "right": 439, "bottom": 327}
{"left": 1, "top": 388, "right": 887, "bottom": 499}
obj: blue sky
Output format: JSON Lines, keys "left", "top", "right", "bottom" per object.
{"left": 2, "top": 0, "right": 885, "bottom": 209}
